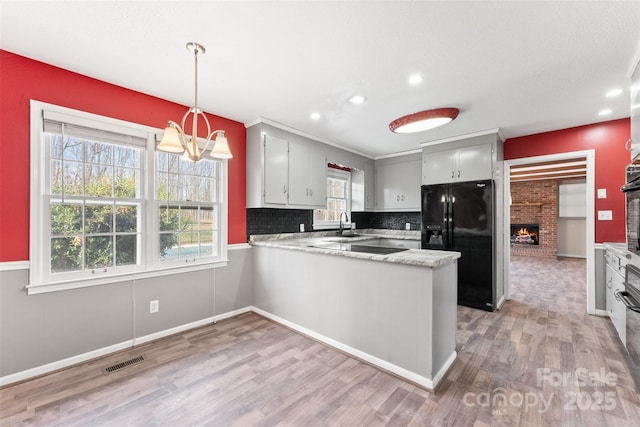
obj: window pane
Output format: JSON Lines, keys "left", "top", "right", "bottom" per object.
{"left": 114, "top": 168, "right": 137, "bottom": 198}
{"left": 167, "top": 173, "right": 182, "bottom": 201}
{"left": 157, "top": 174, "right": 169, "bottom": 201}
{"left": 62, "top": 161, "right": 84, "bottom": 195}
{"left": 85, "top": 141, "right": 113, "bottom": 165}
{"left": 116, "top": 235, "right": 137, "bottom": 266}
{"left": 85, "top": 236, "right": 113, "bottom": 268}
{"left": 50, "top": 134, "right": 64, "bottom": 159}
{"left": 50, "top": 237, "right": 82, "bottom": 273}
{"left": 180, "top": 206, "right": 197, "bottom": 233}
{"left": 160, "top": 232, "right": 179, "bottom": 260}
{"left": 167, "top": 154, "right": 180, "bottom": 173}
{"left": 183, "top": 175, "right": 199, "bottom": 201}
{"left": 50, "top": 160, "right": 63, "bottom": 195}
{"left": 85, "top": 204, "right": 113, "bottom": 233}
{"left": 197, "top": 178, "right": 214, "bottom": 202}
{"left": 180, "top": 232, "right": 198, "bottom": 257}
{"left": 202, "top": 231, "right": 217, "bottom": 257}
{"left": 62, "top": 138, "right": 83, "bottom": 162}
{"left": 116, "top": 205, "right": 137, "bottom": 232}
{"left": 114, "top": 146, "right": 137, "bottom": 168}
{"left": 159, "top": 206, "right": 180, "bottom": 231}
{"left": 50, "top": 204, "right": 83, "bottom": 234}
{"left": 199, "top": 207, "right": 214, "bottom": 232}
{"left": 198, "top": 161, "right": 214, "bottom": 178}
{"left": 157, "top": 152, "right": 168, "bottom": 172}
{"left": 85, "top": 164, "right": 113, "bottom": 197}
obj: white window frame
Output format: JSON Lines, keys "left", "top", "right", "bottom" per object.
{"left": 313, "top": 167, "right": 351, "bottom": 230}
{"left": 29, "top": 101, "right": 228, "bottom": 294}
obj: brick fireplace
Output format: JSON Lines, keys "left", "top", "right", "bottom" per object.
{"left": 510, "top": 181, "right": 558, "bottom": 258}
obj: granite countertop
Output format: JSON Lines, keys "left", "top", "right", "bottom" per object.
{"left": 249, "top": 229, "right": 460, "bottom": 268}
{"left": 604, "top": 242, "right": 632, "bottom": 259}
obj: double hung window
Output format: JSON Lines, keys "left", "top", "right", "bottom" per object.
{"left": 30, "top": 101, "right": 228, "bottom": 293}
{"left": 313, "top": 167, "right": 351, "bottom": 228}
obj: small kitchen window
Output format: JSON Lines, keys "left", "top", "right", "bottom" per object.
{"left": 313, "top": 166, "right": 351, "bottom": 229}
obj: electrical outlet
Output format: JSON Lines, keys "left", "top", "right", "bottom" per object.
{"left": 149, "top": 300, "right": 159, "bottom": 314}
{"left": 299, "top": 223, "right": 305, "bottom": 232}
{"left": 405, "top": 223, "right": 411, "bottom": 230}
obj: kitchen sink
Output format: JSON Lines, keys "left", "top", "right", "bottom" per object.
{"left": 311, "top": 242, "right": 409, "bottom": 255}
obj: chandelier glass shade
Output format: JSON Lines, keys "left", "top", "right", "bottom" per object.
{"left": 158, "top": 42, "right": 233, "bottom": 161}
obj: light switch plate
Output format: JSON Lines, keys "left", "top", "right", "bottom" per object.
{"left": 597, "top": 210, "right": 612, "bottom": 220}
{"left": 597, "top": 188, "right": 607, "bottom": 199}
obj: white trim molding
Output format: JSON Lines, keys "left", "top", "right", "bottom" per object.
{"left": 250, "top": 306, "right": 454, "bottom": 392}
{"left": 503, "top": 149, "right": 596, "bottom": 314}
{"left": 0, "top": 261, "right": 29, "bottom": 271}
{"left": 0, "top": 306, "right": 253, "bottom": 387}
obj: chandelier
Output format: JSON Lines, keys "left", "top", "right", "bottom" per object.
{"left": 157, "top": 42, "right": 232, "bottom": 161}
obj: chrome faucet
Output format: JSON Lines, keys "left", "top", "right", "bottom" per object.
{"left": 338, "top": 211, "right": 349, "bottom": 235}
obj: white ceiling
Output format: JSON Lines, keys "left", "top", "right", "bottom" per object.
{"left": 1, "top": 1, "right": 639, "bottom": 158}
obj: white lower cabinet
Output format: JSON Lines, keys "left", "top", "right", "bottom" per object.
{"left": 605, "top": 260, "right": 626, "bottom": 346}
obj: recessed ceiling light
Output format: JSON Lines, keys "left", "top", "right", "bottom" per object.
{"left": 310, "top": 112, "right": 321, "bottom": 120}
{"left": 598, "top": 109, "right": 612, "bottom": 116}
{"left": 606, "top": 88, "right": 623, "bottom": 98}
{"left": 389, "top": 108, "right": 459, "bottom": 133}
{"left": 348, "top": 95, "right": 367, "bottom": 104}
{"left": 408, "top": 74, "right": 423, "bottom": 85}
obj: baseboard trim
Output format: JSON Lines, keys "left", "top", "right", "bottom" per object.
{"left": 594, "top": 309, "right": 609, "bottom": 317}
{"left": 251, "top": 306, "right": 452, "bottom": 391}
{"left": 1, "top": 305, "right": 453, "bottom": 391}
{"left": 0, "top": 340, "right": 133, "bottom": 387}
{"left": 496, "top": 295, "right": 506, "bottom": 310}
{"left": 0, "top": 306, "right": 253, "bottom": 387}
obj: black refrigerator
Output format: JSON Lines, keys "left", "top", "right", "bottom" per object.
{"left": 421, "top": 180, "right": 495, "bottom": 311}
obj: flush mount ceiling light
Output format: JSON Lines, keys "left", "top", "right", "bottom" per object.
{"left": 389, "top": 108, "right": 459, "bottom": 133}
{"left": 348, "top": 95, "right": 367, "bottom": 105}
{"left": 408, "top": 74, "right": 423, "bottom": 85}
{"left": 157, "top": 42, "right": 232, "bottom": 161}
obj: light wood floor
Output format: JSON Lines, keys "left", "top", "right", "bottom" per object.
{"left": 2, "top": 256, "right": 640, "bottom": 426}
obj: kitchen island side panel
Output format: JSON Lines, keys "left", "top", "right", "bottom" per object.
{"left": 252, "top": 245, "right": 457, "bottom": 383}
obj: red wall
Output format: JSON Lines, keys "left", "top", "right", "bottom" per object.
{"left": 0, "top": 50, "right": 246, "bottom": 262}
{"left": 504, "top": 119, "right": 630, "bottom": 243}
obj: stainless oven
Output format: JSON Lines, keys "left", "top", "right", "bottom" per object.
{"left": 615, "top": 264, "right": 640, "bottom": 390}
{"left": 622, "top": 164, "right": 640, "bottom": 255}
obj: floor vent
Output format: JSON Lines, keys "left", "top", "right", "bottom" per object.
{"left": 102, "top": 355, "right": 146, "bottom": 375}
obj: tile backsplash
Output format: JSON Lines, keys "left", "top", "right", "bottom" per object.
{"left": 246, "top": 208, "right": 421, "bottom": 240}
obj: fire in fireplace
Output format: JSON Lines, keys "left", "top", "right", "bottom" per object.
{"left": 510, "top": 223, "right": 539, "bottom": 245}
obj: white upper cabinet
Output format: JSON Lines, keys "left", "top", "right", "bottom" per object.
{"left": 288, "top": 139, "right": 327, "bottom": 207}
{"left": 375, "top": 156, "right": 421, "bottom": 211}
{"left": 423, "top": 143, "right": 493, "bottom": 184}
{"left": 246, "top": 123, "right": 328, "bottom": 210}
{"left": 263, "top": 135, "right": 288, "bottom": 205}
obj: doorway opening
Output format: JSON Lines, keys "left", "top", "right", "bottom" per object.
{"left": 503, "top": 150, "right": 595, "bottom": 314}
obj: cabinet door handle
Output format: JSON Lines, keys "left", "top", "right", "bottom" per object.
{"left": 309, "top": 189, "right": 313, "bottom": 196}
{"left": 451, "top": 171, "right": 454, "bottom": 179}
{"left": 283, "top": 186, "right": 287, "bottom": 194}
{"left": 401, "top": 195, "right": 405, "bottom": 201}
{"left": 457, "top": 170, "right": 461, "bottom": 178}
{"left": 397, "top": 195, "right": 400, "bottom": 201}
